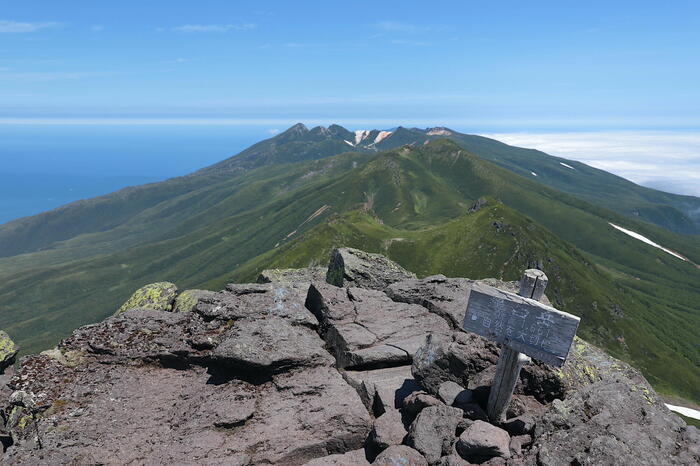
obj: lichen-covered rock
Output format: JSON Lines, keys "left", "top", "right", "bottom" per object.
{"left": 326, "top": 247, "right": 416, "bottom": 290}
{"left": 0, "top": 331, "right": 18, "bottom": 373}
{"left": 258, "top": 266, "right": 327, "bottom": 284}
{"left": 115, "top": 282, "right": 178, "bottom": 315}
{"left": 373, "top": 445, "right": 428, "bottom": 466}
{"left": 407, "top": 404, "right": 463, "bottom": 464}
{"left": 455, "top": 420, "right": 510, "bottom": 463}
{"left": 172, "top": 289, "right": 217, "bottom": 313}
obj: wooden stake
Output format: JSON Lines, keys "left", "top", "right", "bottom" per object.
{"left": 486, "top": 269, "right": 548, "bottom": 423}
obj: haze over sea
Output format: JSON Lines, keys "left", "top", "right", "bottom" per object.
{"left": 0, "top": 124, "right": 270, "bottom": 224}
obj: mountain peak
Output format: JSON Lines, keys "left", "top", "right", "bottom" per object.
{"left": 282, "top": 122, "right": 309, "bottom": 135}
{"left": 426, "top": 126, "right": 454, "bottom": 136}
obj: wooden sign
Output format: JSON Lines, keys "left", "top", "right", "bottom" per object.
{"left": 461, "top": 270, "right": 581, "bottom": 423}
{"left": 462, "top": 282, "right": 580, "bottom": 367}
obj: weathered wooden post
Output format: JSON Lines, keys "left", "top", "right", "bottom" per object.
{"left": 462, "top": 269, "right": 580, "bottom": 423}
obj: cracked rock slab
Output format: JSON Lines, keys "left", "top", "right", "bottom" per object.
{"left": 307, "top": 284, "right": 452, "bottom": 369}
{"left": 3, "top": 360, "right": 371, "bottom": 465}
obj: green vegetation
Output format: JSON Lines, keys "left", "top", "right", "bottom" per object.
{"left": 0, "top": 127, "right": 698, "bottom": 409}
{"left": 677, "top": 413, "right": 700, "bottom": 429}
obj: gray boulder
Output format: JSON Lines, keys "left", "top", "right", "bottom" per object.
{"left": 508, "top": 434, "right": 532, "bottom": 457}
{"left": 455, "top": 421, "right": 510, "bottom": 463}
{"left": 407, "top": 404, "right": 463, "bottom": 464}
{"left": 367, "top": 410, "right": 407, "bottom": 458}
{"left": 326, "top": 247, "right": 416, "bottom": 290}
{"left": 373, "top": 445, "right": 428, "bottom": 466}
{"left": 502, "top": 414, "right": 535, "bottom": 436}
{"left": 438, "top": 381, "right": 473, "bottom": 407}
{"left": 403, "top": 391, "right": 443, "bottom": 418}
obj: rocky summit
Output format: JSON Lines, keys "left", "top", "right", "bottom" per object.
{"left": 0, "top": 247, "right": 697, "bottom": 465}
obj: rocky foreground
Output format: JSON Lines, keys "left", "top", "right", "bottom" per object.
{"left": 0, "top": 248, "right": 697, "bottom": 465}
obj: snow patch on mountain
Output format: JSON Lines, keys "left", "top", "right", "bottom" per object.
{"left": 531, "top": 171, "right": 538, "bottom": 176}
{"left": 344, "top": 140, "right": 354, "bottom": 147}
{"left": 666, "top": 404, "right": 700, "bottom": 420}
{"left": 560, "top": 162, "right": 575, "bottom": 170}
{"left": 374, "top": 130, "right": 392, "bottom": 144}
{"left": 609, "top": 223, "right": 687, "bottom": 261}
{"left": 354, "top": 130, "right": 370, "bottom": 145}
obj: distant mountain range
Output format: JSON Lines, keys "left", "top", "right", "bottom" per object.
{"left": 0, "top": 123, "right": 698, "bottom": 406}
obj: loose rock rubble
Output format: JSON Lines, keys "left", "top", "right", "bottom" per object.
{"left": 0, "top": 248, "right": 697, "bottom": 465}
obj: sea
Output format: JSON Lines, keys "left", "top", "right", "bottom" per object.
{"left": 0, "top": 124, "right": 274, "bottom": 225}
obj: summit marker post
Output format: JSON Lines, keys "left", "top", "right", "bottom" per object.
{"left": 462, "top": 269, "right": 580, "bottom": 423}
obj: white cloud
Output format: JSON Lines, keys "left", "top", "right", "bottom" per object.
{"left": 373, "top": 21, "right": 429, "bottom": 33}
{"left": 390, "top": 39, "right": 429, "bottom": 46}
{"left": 482, "top": 131, "right": 700, "bottom": 197}
{"left": 267, "top": 128, "right": 280, "bottom": 135}
{"left": 171, "top": 23, "right": 256, "bottom": 33}
{"left": 0, "top": 20, "right": 60, "bottom": 33}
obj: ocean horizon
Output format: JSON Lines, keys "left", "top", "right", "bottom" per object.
{"left": 0, "top": 124, "right": 273, "bottom": 224}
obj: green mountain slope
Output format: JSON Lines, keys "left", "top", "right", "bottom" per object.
{"left": 3, "top": 124, "right": 697, "bottom": 262}
{"left": 0, "top": 138, "right": 698, "bottom": 406}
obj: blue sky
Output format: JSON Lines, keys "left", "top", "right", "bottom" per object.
{"left": 1, "top": 0, "right": 699, "bottom": 129}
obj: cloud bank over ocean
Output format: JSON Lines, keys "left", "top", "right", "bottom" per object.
{"left": 484, "top": 131, "right": 700, "bottom": 197}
